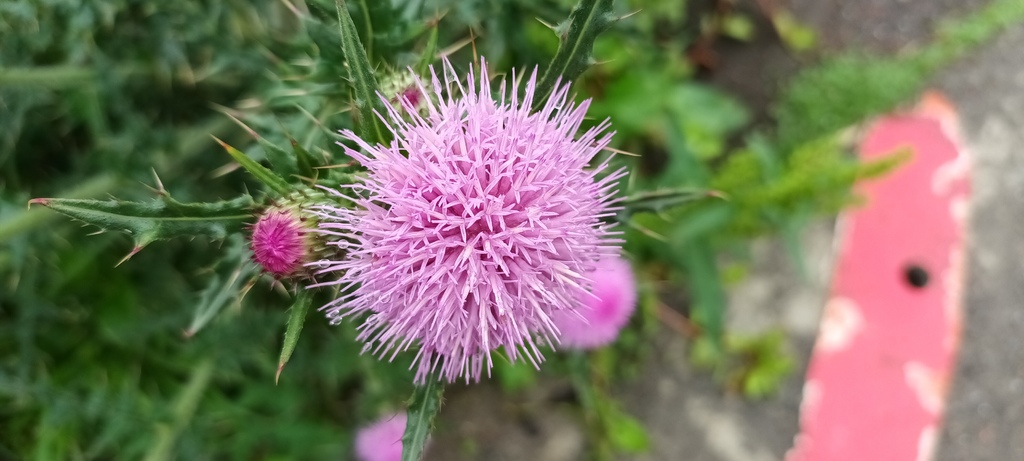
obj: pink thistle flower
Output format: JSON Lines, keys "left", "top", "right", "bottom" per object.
{"left": 250, "top": 207, "right": 308, "bottom": 277}
{"left": 551, "top": 255, "right": 638, "bottom": 350}
{"left": 354, "top": 412, "right": 419, "bottom": 461}
{"left": 308, "top": 58, "right": 625, "bottom": 383}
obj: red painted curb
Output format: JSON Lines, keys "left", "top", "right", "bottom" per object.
{"left": 788, "top": 92, "right": 970, "bottom": 461}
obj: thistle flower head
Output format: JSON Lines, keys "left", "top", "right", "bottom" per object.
{"left": 250, "top": 206, "right": 309, "bottom": 277}
{"left": 552, "top": 255, "right": 638, "bottom": 350}
{"left": 354, "top": 412, "right": 413, "bottom": 461}
{"left": 309, "top": 58, "right": 625, "bottom": 383}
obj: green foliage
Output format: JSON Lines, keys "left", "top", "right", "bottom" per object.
{"left": 690, "top": 331, "right": 795, "bottom": 399}
{"left": 214, "top": 137, "right": 292, "bottom": 195}
{"left": 335, "top": 0, "right": 390, "bottom": 145}
{"left": 775, "top": 0, "right": 1024, "bottom": 152}
{"left": 276, "top": 289, "right": 314, "bottom": 383}
{"left": 775, "top": 55, "right": 930, "bottom": 151}
{"left": 402, "top": 378, "right": 444, "bottom": 461}
{"left": 534, "top": 0, "right": 617, "bottom": 105}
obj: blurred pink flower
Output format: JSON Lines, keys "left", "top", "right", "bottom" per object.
{"left": 354, "top": 412, "right": 411, "bottom": 461}
{"left": 553, "top": 255, "right": 637, "bottom": 350}
{"left": 308, "top": 58, "right": 624, "bottom": 383}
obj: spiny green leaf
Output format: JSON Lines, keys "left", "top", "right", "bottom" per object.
{"left": 401, "top": 377, "right": 444, "bottom": 461}
{"left": 213, "top": 136, "right": 291, "bottom": 195}
{"left": 28, "top": 195, "right": 254, "bottom": 263}
{"left": 335, "top": 0, "right": 389, "bottom": 145}
{"left": 618, "top": 188, "right": 723, "bottom": 219}
{"left": 534, "top": 0, "right": 617, "bottom": 107}
{"left": 185, "top": 238, "right": 253, "bottom": 337}
{"left": 276, "top": 289, "right": 313, "bottom": 384}
{"left": 0, "top": 174, "right": 117, "bottom": 242}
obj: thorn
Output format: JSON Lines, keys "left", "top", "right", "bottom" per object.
{"left": 210, "top": 162, "right": 242, "bottom": 178}
{"left": 115, "top": 245, "right": 145, "bottom": 267}
{"left": 275, "top": 362, "right": 285, "bottom": 385}
{"left": 470, "top": 28, "right": 478, "bottom": 63}
{"left": 615, "top": 9, "right": 641, "bottom": 21}
{"left": 313, "top": 161, "right": 357, "bottom": 170}
{"left": 424, "top": 8, "right": 450, "bottom": 27}
{"left": 217, "top": 109, "right": 259, "bottom": 139}
{"left": 627, "top": 219, "right": 667, "bottom": 242}
{"left": 536, "top": 17, "right": 558, "bottom": 31}
{"left": 211, "top": 135, "right": 230, "bottom": 151}
{"left": 601, "top": 145, "right": 640, "bottom": 157}
{"left": 148, "top": 168, "right": 168, "bottom": 197}
{"left": 437, "top": 35, "right": 477, "bottom": 59}
{"left": 27, "top": 198, "right": 49, "bottom": 208}
{"left": 238, "top": 274, "right": 259, "bottom": 303}
{"left": 86, "top": 229, "right": 106, "bottom": 236}
{"left": 278, "top": 0, "right": 304, "bottom": 17}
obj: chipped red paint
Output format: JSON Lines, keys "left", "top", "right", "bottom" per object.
{"left": 787, "top": 92, "right": 970, "bottom": 461}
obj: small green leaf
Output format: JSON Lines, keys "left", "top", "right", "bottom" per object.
{"left": 213, "top": 136, "right": 291, "bottom": 195}
{"left": 721, "top": 13, "right": 756, "bottom": 42}
{"left": 276, "top": 289, "right": 313, "bottom": 383}
{"left": 256, "top": 135, "right": 299, "bottom": 178}
{"left": 335, "top": 0, "right": 389, "bottom": 145}
{"left": 534, "top": 0, "right": 617, "bottom": 107}
{"left": 185, "top": 239, "right": 253, "bottom": 337}
{"left": 402, "top": 377, "right": 444, "bottom": 461}
{"left": 28, "top": 195, "right": 254, "bottom": 263}
{"left": 771, "top": 11, "right": 817, "bottom": 52}
{"left": 675, "top": 239, "right": 725, "bottom": 349}
{"left": 494, "top": 357, "right": 537, "bottom": 393}
{"left": 415, "top": 24, "right": 439, "bottom": 76}
{"left": 290, "top": 138, "right": 318, "bottom": 179}
{"left": 606, "top": 405, "right": 650, "bottom": 453}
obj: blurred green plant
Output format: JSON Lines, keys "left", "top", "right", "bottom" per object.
{"left": 3, "top": 0, "right": 1023, "bottom": 459}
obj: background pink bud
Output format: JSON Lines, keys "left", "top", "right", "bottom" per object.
{"left": 553, "top": 255, "right": 638, "bottom": 350}
{"left": 354, "top": 412, "right": 415, "bottom": 461}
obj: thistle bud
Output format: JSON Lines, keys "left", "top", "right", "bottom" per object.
{"left": 249, "top": 189, "right": 333, "bottom": 278}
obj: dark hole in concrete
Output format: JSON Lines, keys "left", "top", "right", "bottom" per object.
{"left": 904, "top": 264, "right": 930, "bottom": 289}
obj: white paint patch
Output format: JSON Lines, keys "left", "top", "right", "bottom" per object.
{"left": 817, "top": 297, "right": 865, "bottom": 354}
{"left": 932, "top": 152, "right": 971, "bottom": 196}
{"left": 916, "top": 425, "right": 938, "bottom": 461}
{"left": 904, "top": 361, "right": 945, "bottom": 416}
{"left": 943, "top": 246, "right": 965, "bottom": 352}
